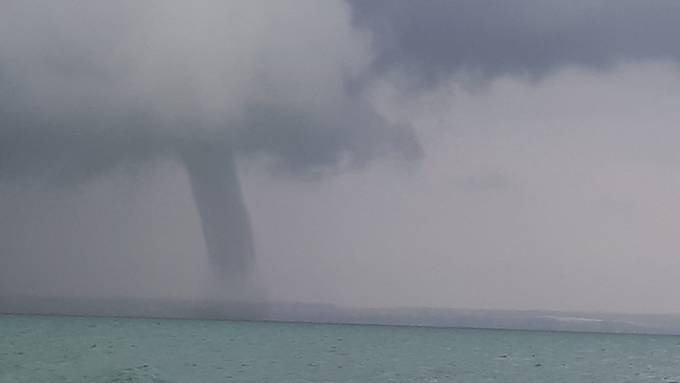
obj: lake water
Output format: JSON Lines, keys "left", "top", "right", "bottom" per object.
{"left": 2, "top": 314, "right": 680, "bottom": 382}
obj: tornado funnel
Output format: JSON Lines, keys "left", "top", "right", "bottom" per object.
{"left": 181, "top": 143, "right": 255, "bottom": 276}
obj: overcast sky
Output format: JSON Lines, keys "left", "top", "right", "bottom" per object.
{"left": 2, "top": 1, "right": 680, "bottom": 314}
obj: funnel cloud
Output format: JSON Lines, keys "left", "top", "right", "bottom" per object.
{"left": 181, "top": 142, "right": 254, "bottom": 275}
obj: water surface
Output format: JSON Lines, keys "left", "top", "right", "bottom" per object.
{"left": 2, "top": 314, "right": 680, "bottom": 382}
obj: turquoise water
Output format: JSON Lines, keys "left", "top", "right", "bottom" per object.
{"left": 2, "top": 315, "right": 680, "bottom": 382}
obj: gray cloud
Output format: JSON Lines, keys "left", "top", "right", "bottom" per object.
{"left": 350, "top": 0, "right": 680, "bottom": 82}
{"left": 0, "top": 1, "right": 418, "bottom": 184}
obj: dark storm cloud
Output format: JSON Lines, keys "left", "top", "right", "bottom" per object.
{"left": 0, "top": 99, "right": 161, "bottom": 185}
{"left": 0, "top": 1, "right": 419, "bottom": 184}
{"left": 235, "top": 101, "right": 418, "bottom": 175}
{"left": 349, "top": 0, "right": 680, "bottom": 82}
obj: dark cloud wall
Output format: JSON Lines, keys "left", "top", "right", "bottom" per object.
{"left": 350, "top": 0, "right": 680, "bottom": 82}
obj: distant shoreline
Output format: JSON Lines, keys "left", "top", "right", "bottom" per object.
{"left": 4, "top": 295, "right": 680, "bottom": 336}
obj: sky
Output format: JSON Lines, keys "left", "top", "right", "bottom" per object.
{"left": 2, "top": 0, "right": 680, "bottom": 315}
